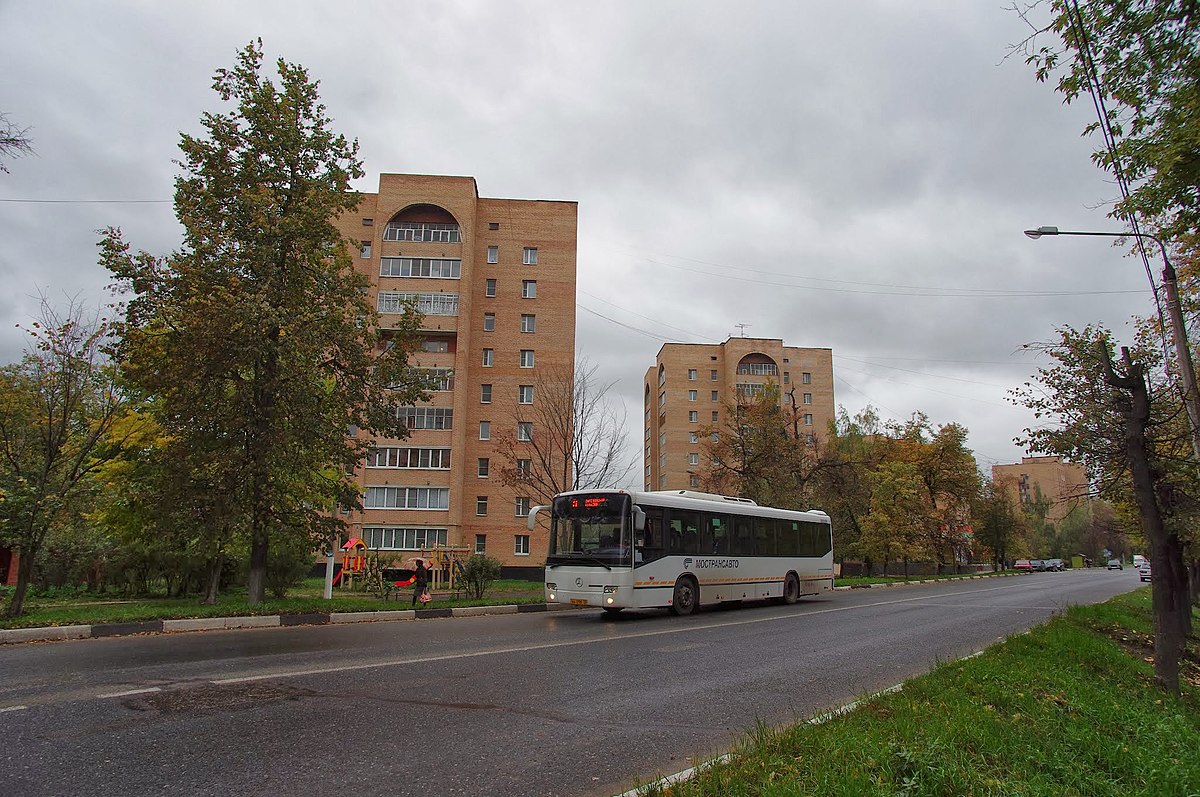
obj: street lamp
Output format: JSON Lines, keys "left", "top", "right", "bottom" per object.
{"left": 1023, "top": 225, "right": 1200, "bottom": 461}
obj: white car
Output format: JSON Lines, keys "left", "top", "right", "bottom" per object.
{"left": 1139, "top": 562, "right": 1152, "bottom": 582}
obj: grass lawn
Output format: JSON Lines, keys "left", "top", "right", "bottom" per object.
{"left": 635, "top": 589, "right": 1200, "bottom": 796}
{"left": 0, "top": 577, "right": 546, "bottom": 629}
{"left": 835, "top": 571, "right": 1018, "bottom": 588}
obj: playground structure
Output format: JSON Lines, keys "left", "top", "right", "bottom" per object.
{"left": 333, "top": 538, "right": 473, "bottom": 594}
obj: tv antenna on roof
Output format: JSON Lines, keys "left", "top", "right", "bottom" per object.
{"left": 734, "top": 323, "right": 751, "bottom": 338}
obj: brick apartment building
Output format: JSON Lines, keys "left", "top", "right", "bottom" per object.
{"left": 643, "top": 338, "right": 834, "bottom": 492}
{"left": 335, "top": 174, "right": 577, "bottom": 576}
{"left": 992, "top": 455, "right": 1089, "bottom": 524}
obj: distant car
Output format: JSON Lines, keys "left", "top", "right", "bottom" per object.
{"left": 1030, "top": 559, "right": 1047, "bottom": 571}
{"left": 1014, "top": 559, "right": 1034, "bottom": 572}
{"left": 1107, "top": 559, "right": 1123, "bottom": 570}
{"left": 1139, "top": 562, "right": 1152, "bottom": 582}
{"left": 1043, "top": 558, "right": 1066, "bottom": 571}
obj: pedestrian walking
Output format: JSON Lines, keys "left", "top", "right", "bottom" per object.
{"left": 408, "top": 557, "right": 432, "bottom": 606}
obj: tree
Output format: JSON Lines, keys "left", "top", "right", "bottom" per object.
{"left": 102, "top": 41, "right": 428, "bottom": 604}
{"left": 497, "top": 358, "right": 634, "bottom": 504}
{"left": 460, "top": 554, "right": 503, "bottom": 600}
{"left": 1019, "top": 0, "right": 1200, "bottom": 241}
{"left": 0, "top": 298, "right": 127, "bottom": 617}
{"left": 0, "top": 112, "right": 33, "bottom": 174}
{"left": 859, "top": 461, "right": 931, "bottom": 577}
{"left": 974, "top": 478, "right": 1024, "bottom": 571}
{"left": 812, "top": 406, "right": 889, "bottom": 567}
{"left": 1013, "top": 324, "right": 1196, "bottom": 692}
{"left": 696, "top": 382, "right": 819, "bottom": 508}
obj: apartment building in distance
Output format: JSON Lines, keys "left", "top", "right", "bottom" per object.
{"left": 333, "top": 173, "right": 577, "bottom": 576}
{"left": 644, "top": 338, "right": 835, "bottom": 492}
{"left": 992, "top": 455, "right": 1089, "bottom": 524}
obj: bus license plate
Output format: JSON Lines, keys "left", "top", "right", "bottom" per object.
{"left": 570, "top": 598, "right": 588, "bottom": 606}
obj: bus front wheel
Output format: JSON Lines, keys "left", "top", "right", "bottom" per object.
{"left": 670, "top": 577, "right": 698, "bottom": 616}
{"left": 783, "top": 573, "right": 801, "bottom": 605}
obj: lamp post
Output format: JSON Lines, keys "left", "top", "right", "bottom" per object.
{"left": 1023, "top": 225, "right": 1200, "bottom": 461}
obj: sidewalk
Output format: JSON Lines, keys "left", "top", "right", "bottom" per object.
{"left": 0, "top": 601, "right": 575, "bottom": 645}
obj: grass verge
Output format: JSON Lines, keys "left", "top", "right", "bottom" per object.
{"left": 835, "top": 571, "right": 1017, "bottom": 588}
{"left": 636, "top": 589, "right": 1200, "bottom": 797}
{"left": 0, "top": 578, "right": 546, "bottom": 629}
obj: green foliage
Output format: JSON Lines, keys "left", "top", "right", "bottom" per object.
{"left": 461, "top": 554, "right": 503, "bottom": 599}
{"left": 101, "top": 41, "right": 430, "bottom": 605}
{"left": 1022, "top": 1, "right": 1200, "bottom": 241}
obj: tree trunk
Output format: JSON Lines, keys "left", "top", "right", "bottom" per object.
{"left": 5, "top": 549, "right": 34, "bottom": 619}
{"left": 1189, "top": 558, "right": 1200, "bottom": 608}
{"left": 202, "top": 552, "right": 224, "bottom": 605}
{"left": 1103, "top": 347, "right": 1185, "bottom": 693}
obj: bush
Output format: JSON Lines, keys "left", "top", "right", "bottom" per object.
{"left": 461, "top": 555, "right": 502, "bottom": 599}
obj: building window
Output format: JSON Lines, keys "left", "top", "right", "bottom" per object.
{"left": 688, "top": 432, "right": 699, "bottom": 444}
{"left": 689, "top": 411, "right": 699, "bottom": 423}
{"left": 518, "top": 385, "right": 534, "bottom": 404}
{"left": 380, "top": 257, "right": 461, "bottom": 278}
{"left": 362, "top": 218, "right": 374, "bottom": 226}
{"left": 483, "top": 313, "right": 495, "bottom": 332}
{"left": 517, "top": 458, "right": 532, "bottom": 477}
{"left": 477, "top": 458, "right": 490, "bottom": 478}
{"left": 485, "top": 279, "right": 497, "bottom": 297}
{"left": 515, "top": 497, "right": 530, "bottom": 517}
{"left": 366, "top": 447, "right": 451, "bottom": 469}
{"left": 710, "top": 370, "right": 718, "bottom": 381}
{"left": 688, "top": 390, "right": 697, "bottom": 401}
{"left": 738, "top": 362, "right": 778, "bottom": 376}
{"left": 378, "top": 292, "right": 459, "bottom": 316}
{"left": 475, "top": 534, "right": 487, "bottom": 554}
{"left": 487, "top": 245, "right": 498, "bottom": 264}
{"left": 688, "top": 369, "right": 697, "bottom": 380}
{"left": 384, "top": 221, "right": 460, "bottom": 243}
{"left": 361, "top": 527, "right": 448, "bottom": 551}
{"left": 419, "top": 367, "right": 454, "bottom": 391}
{"left": 364, "top": 487, "right": 450, "bottom": 509}
{"left": 482, "top": 348, "right": 494, "bottom": 367}
{"left": 712, "top": 411, "right": 719, "bottom": 422}
{"left": 803, "top": 393, "right": 813, "bottom": 405}
{"left": 711, "top": 390, "right": 719, "bottom": 402}
{"left": 421, "top": 339, "right": 449, "bottom": 353}
{"left": 479, "top": 421, "right": 491, "bottom": 440}
{"left": 514, "top": 535, "right": 530, "bottom": 556}
{"left": 476, "top": 496, "right": 488, "bottom": 516}
{"left": 517, "top": 422, "right": 533, "bottom": 441}
{"left": 522, "top": 280, "right": 537, "bottom": 299}
{"left": 523, "top": 247, "right": 538, "bottom": 265}
{"left": 520, "top": 314, "right": 536, "bottom": 333}
{"left": 520, "top": 350, "right": 535, "bottom": 368}
{"left": 360, "top": 241, "right": 372, "bottom": 259}
{"left": 659, "top": 432, "right": 666, "bottom": 447}
{"left": 711, "top": 432, "right": 719, "bottom": 442}
{"left": 802, "top": 372, "right": 812, "bottom": 384}
{"left": 804, "top": 414, "right": 813, "bottom": 425}
{"left": 481, "top": 384, "right": 492, "bottom": 403}
{"left": 394, "top": 406, "right": 453, "bottom": 430}
{"left": 658, "top": 366, "right": 666, "bottom": 387}
{"left": 783, "top": 372, "right": 790, "bottom": 384}
{"left": 689, "top": 475, "right": 699, "bottom": 487}
{"left": 688, "top": 453, "right": 699, "bottom": 466}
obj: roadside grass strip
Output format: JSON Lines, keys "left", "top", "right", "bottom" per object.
{"left": 632, "top": 590, "right": 1199, "bottom": 797}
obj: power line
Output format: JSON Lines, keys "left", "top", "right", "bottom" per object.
{"left": 0, "top": 198, "right": 171, "bottom": 204}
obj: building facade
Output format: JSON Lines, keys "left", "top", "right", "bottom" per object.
{"left": 334, "top": 174, "right": 577, "bottom": 575}
{"left": 992, "top": 456, "right": 1089, "bottom": 524}
{"left": 643, "top": 338, "right": 834, "bottom": 492}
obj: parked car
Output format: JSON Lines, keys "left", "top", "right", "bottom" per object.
{"left": 1139, "top": 562, "right": 1152, "bottom": 582}
{"left": 1014, "top": 559, "right": 1034, "bottom": 572}
{"left": 1107, "top": 558, "right": 1123, "bottom": 570}
{"left": 1043, "top": 558, "right": 1066, "bottom": 571}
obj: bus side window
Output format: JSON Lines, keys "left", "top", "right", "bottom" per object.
{"left": 778, "top": 520, "right": 799, "bottom": 556}
{"left": 639, "top": 507, "right": 666, "bottom": 563}
{"left": 668, "top": 509, "right": 700, "bottom": 554}
{"left": 704, "top": 513, "right": 730, "bottom": 555}
{"left": 730, "top": 515, "right": 753, "bottom": 555}
{"left": 754, "top": 516, "right": 775, "bottom": 556}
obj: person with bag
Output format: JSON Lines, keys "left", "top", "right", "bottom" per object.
{"left": 409, "top": 557, "right": 432, "bottom": 607}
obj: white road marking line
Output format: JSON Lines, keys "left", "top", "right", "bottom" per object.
{"left": 0, "top": 705, "right": 29, "bottom": 713}
{"left": 96, "top": 687, "right": 161, "bottom": 699}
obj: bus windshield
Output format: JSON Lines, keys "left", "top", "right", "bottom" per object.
{"left": 547, "top": 492, "right": 632, "bottom": 568}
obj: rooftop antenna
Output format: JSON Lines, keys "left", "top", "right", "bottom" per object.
{"left": 734, "top": 323, "right": 751, "bottom": 338}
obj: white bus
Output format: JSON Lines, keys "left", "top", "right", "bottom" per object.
{"left": 527, "top": 488, "right": 833, "bottom": 616}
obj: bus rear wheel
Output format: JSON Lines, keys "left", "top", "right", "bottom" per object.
{"left": 670, "top": 577, "right": 698, "bottom": 616}
{"left": 783, "top": 573, "right": 801, "bottom": 605}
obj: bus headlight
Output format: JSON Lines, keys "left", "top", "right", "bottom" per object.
{"left": 546, "top": 583, "right": 556, "bottom": 601}
{"left": 606, "top": 596, "right": 615, "bottom": 605}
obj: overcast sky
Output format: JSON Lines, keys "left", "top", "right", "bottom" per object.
{"left": 0, "top": 1, "right": 1156, "bottom": 484}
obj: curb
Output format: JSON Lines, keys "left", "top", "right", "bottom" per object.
{"left": 0, "top": 601, "right": 565, "bottom": 645}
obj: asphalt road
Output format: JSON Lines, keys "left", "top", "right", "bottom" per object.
{"left": 0, "top": 568, "right": 1140, "bottom": 797}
